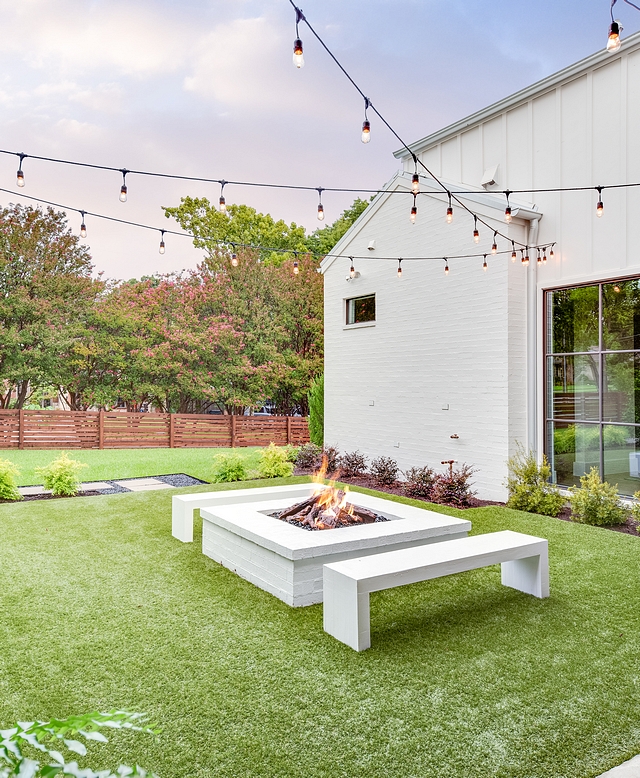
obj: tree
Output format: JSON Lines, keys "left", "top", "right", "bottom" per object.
{"left": 308, "top": 373, "right": 324, "bottom": 445}
{"left": 307, "top": 197, "right": 371, "bottom": 256}
{"left": 0, "top": 204, "right": 100, "bottom": 408}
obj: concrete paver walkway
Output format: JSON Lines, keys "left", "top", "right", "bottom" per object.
{"left": 598, "top": 755, "right": 640, "bottom": 777}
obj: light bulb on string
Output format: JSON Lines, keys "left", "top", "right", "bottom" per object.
{"left": 410, "top": 196, "right": 417, "bottom": 224}
{"left": 607, "top": 20, "right": 622, "bottom": 52}
{"left": 511, "top": 241, "right": 517, "bottom": 262}
{"left": 80, "top": 211, "right": 87, "bottom": 239}
{"left": 549, "top": 246, "right": 555, "bottom": 259}
{"left": 317, "top": 188, "right": 324, "bottom": 221}
{"left": 522, "top": 248, "right": 530, "bottom": 266}
{"left": 293, "top": 253, "right": 299, "bottom": 275}
{"left": 119, "top": 169, "right": 128, "bottom": 202}
{"left": 444, "top": 258, "right": 449, "bottom": 276}
{"left": 292, "top": 8, "right": 305, "bottom": 67}
{"left": 397, "top": 258, "right": 402, "bottom": 279}
{"left": 504, "top": 190, "right": 512, "bottom": 223}
{"left": 361, "top": 97, "right": 371, "bottom": 143}
{"left": 537, "top": 248, "right": 542, "bottom": 265}
{"left": 349, "top": 257, "right": 355, "bottom": 278}
{"left": 219, "top": 180, "right": 227, "bottom": 213}
{"left": 596, "top": 186, "right": 604, "bottom": 217}
{"left": 473, "top": 216, "right": 480, "bottom": 244}
{"left": 159, "top": 230, "right": 166, "bottom": 255}
{"left": 16, "top": 153, "right": 26, "bottom": 187}
{"left": 446, "top": 192, "right": 453, "bottom": 223}
{"left": 491, "top": 232, "right": 498, "bottom": 254}
{"left": 411, "top": 158, "right": 420, "bottom": 195}
{"left": 542, "top": 248, "right": 548, "bottom": 264}
{"left": 483, "top": 254, "right": 488, "bottom": 272}
{"left": 231, "top": 249, "right": 238, "bottom": 267}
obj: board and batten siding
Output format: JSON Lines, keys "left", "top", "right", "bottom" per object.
{"left": 323, "top": 183, "right": 528, "bottom": 501}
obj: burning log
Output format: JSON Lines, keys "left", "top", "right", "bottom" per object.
{"left": 276, "top": 489, "right": 379, "bottom": 530}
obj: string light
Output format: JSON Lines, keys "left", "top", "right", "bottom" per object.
{"left": 80, "top": 211, "right": 87, "bottom": 239}
{"left": 231, "top": 251, "right": 238, "bottom": 267}
{"left": 293, "top": 8, "right": 305, "bottom": 67}
{"left": 362, "top": 98, "right": 371, "bottom": 143}
{"left": 537, "top": 248, "right": 542, "bottom": 264}
{"left": 293, "top": 252, "right": 299, "bottom": 274}
{"left": 549, "top": 246, "right": 555, "bottom": 259}
{"left": 397, "top": 258, "right": 402, "bottom": 279}
{"left": 492, "top": 232, "right": 498, "bottom": 254}
{"left": 473, "top": 216, "right": 480, "bottom": 244}
{"left": 411, "top": 158, "right": 420, "bottom": 195}
{"left": 317, "top": 187, "right": 324, "bottom": 221}
{"left": 542, "top": 247, "right": 547, "bottom": 263}
{"left": 608, "top": 19, "right": 622, "bottom": 51}
{"left": 522, "top": 248, "right": 530, "bottom": 266}
{"left": 119, "top": 169, "right": 128, "bottom": 202}
{"left": 219, "top": 180, "right": 227, "bottom": 213}
{"left": 504, "top": 190, "right": 512, "bottom": 223}
{"left": 16, "top": 153, "right": 26, "bottom": 187}
{"left": 410, "top": 196, "right": 417, "bottom": 224}
{"left": 483, "top": 254, "right": 488, "bottom": 272}
{"left": 596, "top": 186, "right": 604, "bottom": 217}
{"left": 443, "top": 193, "right": 452, "bottom": 224}
{"left": 444, "top": 258, "right": 449, "bottom": 275}
{"left": 349, "top": 257, "right": 355, "bottom": 278}
{"left": 159, "top": 230, "right": 166, "bottom": 255}
{"left": 511, "top": 241, "right": 517, "bottom": 262}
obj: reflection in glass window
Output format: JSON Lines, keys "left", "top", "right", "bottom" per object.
{"left": 549, "top": 285, "right": 599, "bottom": 353}
{"left": 549, "top": 354, "right": 599, "bottom": 421}
{"left": 346, "top": 294, "right": 375, "bottom": 325}
{"left": 548, "top": 421, "right": 600, "bottom": 488}
{"left": 603, "top": 424, "right": 639, "bottom": 496}
{"left": 602, "top": 279, "right": 640, "bottom": 350}
{"left": 603, "top": 352, "right": 640, "bottom": 424}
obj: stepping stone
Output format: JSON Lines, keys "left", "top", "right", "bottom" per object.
{"left": 79, "top": 482, "right": 112, "bottom": 491}
{"left": 113, "top": 478, "right": 174, "bottom": 492}
{"left": 18, "top": 485, "right": 51, "bottom": 496}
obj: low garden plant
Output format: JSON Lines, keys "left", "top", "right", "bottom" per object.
{"left": 569, "top": 467, "right": 627, "bottom": 526}
{"left": 370, "top": 456, "right": 399, "bottom": 486}
{"left": 404, "top": 465, "right": 436, "bottom": 499}
{"left": 295, "top": 443, "right": 322, "bottom": 470}
{"left": 338, "top": 450, "right": 368, "bottom": 477}
{"left": 211, "top": 453, "right": 248, "bottom": 483}
{"left": 283, "top": 445, "right": 300, "bottom": 463}
{"left": 0, "top": 458, "right": 21, "bottom": 502}
{"left": 631, "top": 490, "right": 640, "bottom": 530}
{"left": 35, "top": 452, "right": 88, "bottom": 496}
{"left": 505, "top": 445, "right": 565, "bottom": 517}
{"left": 0, "top": 710, "right": 158, "bottom": 778}
{"left": 322, "top": 445, "right": 340, "bottom": 473}
{"left": 431, "top": 464, "right": 476, "bottom": 507}
{"left": 257, "top": 443, "right": 295, "bottom": 478}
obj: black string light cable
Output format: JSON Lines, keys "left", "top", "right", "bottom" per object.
{"left": 0, "top": 184, "right": 556, "bottom": 267}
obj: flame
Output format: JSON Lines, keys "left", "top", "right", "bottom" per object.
{"left": 310, "top": 455, "right": 353, "bottom": 525}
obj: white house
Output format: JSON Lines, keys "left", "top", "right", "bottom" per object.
{"left": 321, "top": 32, "right": 640, "bottom": 501}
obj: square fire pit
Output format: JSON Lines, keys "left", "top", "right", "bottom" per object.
{"left": 200, "top": 484, "right": 471, "bottom": 606}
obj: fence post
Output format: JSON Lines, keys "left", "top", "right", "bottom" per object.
{"left": 286, "top": 416, "right": 292, "bottom": 445}
{"left": 169, "top": 413, "right": 175, "bottom": 448}
{"left": 98, "top": 410, "right": 104, "bottom": 449}
{"left": 230, "top": 414, "right": 236, "bottom": 448}
{"left": 18, "top": 409, "right": 24, "bottom": 450}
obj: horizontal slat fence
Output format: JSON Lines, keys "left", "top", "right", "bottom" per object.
{"left": 0, "top": 410, "right": 309, "bottom": 450}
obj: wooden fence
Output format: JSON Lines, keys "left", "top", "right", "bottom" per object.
{"left": 0, "top": 410, "right": 310, "bottom": 450}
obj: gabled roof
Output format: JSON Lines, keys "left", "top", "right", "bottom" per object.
{"left": 394, "top": 30, "right": 640, "bottom": 160}
{"left": 319, "top": 171, "right": 540, "bottom": 274}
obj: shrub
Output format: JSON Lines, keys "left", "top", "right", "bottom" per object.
{"left": 258, "top": 442, "right": 295, "bottom": 478}
{"left": 631, "top": 491, "right": 640, "bottom": 530}
{"left": 431, "top": 464, "right": 476, "bottom": 507}
{"left": 505, "top": 445, "right": 565, "bottom": 517}
{"left": 404, "top": 465, "right": 436, "bottom": 499}
{"left": 296, "top": 442, "right": 322, "bottom": 470}
{"left": 35, "top": 452, "right": 87, "bottom": 496}
{"left": 569, "top": 467, "right": 627, "bottom": 526}
{"left": 308, "top": 374, "right": 324, "bottom": 446}
{"left": 283, "top": 445, "right": 300, "bottom": 463}
{"left": 322, "top": 445, "right": 340, "bottom": 473}
{"left": 0, "top": 458, "right": 22, "bottom": 502}
{"left": 370, "top": 456, "right": 399, "bottom": 486}
{"left": 211, "top": 453, "right": 248, "bottom": 483}
{"left": 338, "top": 450, "right": 368, "bottom": 477}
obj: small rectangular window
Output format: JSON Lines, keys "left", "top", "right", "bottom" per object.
{"left": 346, "top": 294, "right": 375, "bottom": 325}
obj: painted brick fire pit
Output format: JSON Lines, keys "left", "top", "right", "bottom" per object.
{"left": 200, "top": 484, "right": 471, "bottom": 606}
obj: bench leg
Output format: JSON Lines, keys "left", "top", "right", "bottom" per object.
{"left": 171, "top": 500, "right": 194, "bottom": 543}
{"left": 323, "top": 567, "right": 371, "bottom": 651}
{"left": 501, "top": 545, "right": 549, "bottom": 599}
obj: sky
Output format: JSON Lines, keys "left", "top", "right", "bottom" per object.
{"left": 0, "top": 0, "right": 637, "bottom": 280}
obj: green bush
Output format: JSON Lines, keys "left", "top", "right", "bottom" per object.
{"left": 505, "top": 446, "right": 565, "bottom": 517}
{"left": 569, "top": 467, "right": 627, "bottom": 526}
{"left": 35, "top": 452, "right": 87, "bottom": 496}
{"left": 554, "top": 424, "right": 631, "bottom": 454}
{"left": 630, "top": 490, "right": 640, "bottom": 530}
{"left": 0, "top": 458, "right": 22, "bottom": 502}
{"left": 211, "top": 453, "right": 248, "bottom": 483}
{"left": 258, "top": 443, "right": 295, "bottom": 478}
{"left": 283, "top": 445, "right": 300, "bottom": 463}
{"left": 308, "top": 374, "right": 324, "bottom": 446}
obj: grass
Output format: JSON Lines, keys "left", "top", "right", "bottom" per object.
{"left": 0, "top": 447, "right": 263, "bottom": 486}
{"left": 1, "top": 479, "right": 639, "bottom": 777}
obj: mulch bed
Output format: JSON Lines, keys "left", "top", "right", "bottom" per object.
{"left": 295, "top": 468, "right": 640, "bottom": 538}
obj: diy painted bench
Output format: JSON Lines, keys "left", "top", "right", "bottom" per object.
{"left": 323, "top": 530, "right": 549, "bottom": 651}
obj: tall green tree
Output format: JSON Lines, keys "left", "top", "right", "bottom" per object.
{"left": 307, "top": 197, "right": 371, "bottom": 256}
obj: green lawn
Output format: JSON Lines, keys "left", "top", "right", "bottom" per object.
{"left": 1, "top": 480, "right": 639, "bottom": 777}
{"left": 0, "top": 447, "right": 263, "bottom": 485}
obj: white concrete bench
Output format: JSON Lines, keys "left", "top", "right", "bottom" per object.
{"left": 323, "top": 530, "right": 549, "bottom": 651}
{"left": 172, "top": 483, "right": 325, "bottom": 543}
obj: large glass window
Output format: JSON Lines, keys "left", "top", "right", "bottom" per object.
{"left": 546, "top": 278, "right": 640, "bottom": 494}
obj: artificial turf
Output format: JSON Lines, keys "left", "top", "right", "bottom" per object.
{"left": 1, "top": 479, "right": 639, "bottom": 777}
{"left": 0, "top": 447, "right": 262, "bottom": 486}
